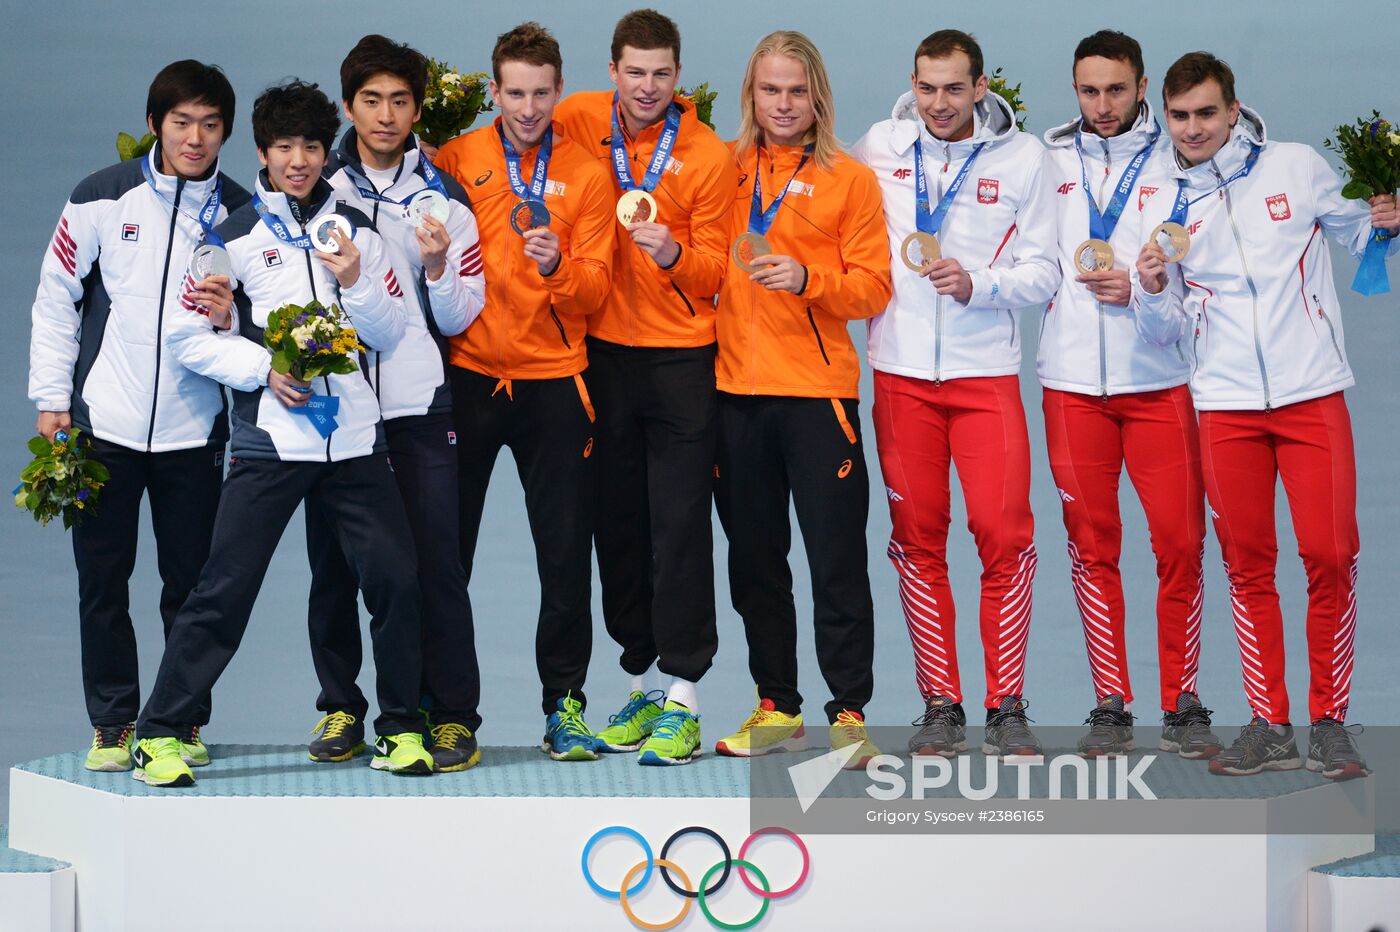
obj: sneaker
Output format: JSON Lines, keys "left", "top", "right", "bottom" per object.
{"left": 908, "top": 697, "right": 968, "bottom": 757}
{"left": 84, "top": 723, "right": 135, "bottom": 772}
{"left": 308, "top": 711, "right": 367, "bottom": 762}
{"left": 1076, "top": 695, "right": 1135, "bottom": 758}
{"left": 429, "top": 722, "right": 481, "bottom": 772}
{"left": 132, "top": 737, "right": 195, "bottom": 787}
{"left": 180, "top": 724, "right": 210, "bottom": 767}
{"left": 638, "top": 701, "right": 702, "bottom": 766}
{"left": 715, "top": 698, "right": 807, "bottom": 757}
{"left": 1160, "top": 691, "right": 1224, "bottom": 759}
{"left": 370, "top": 733, "right": 434, "bottom": 775}
{"left": 1209, "top": 718, "right": 1302, "bottom": 776}
{"left": 830, "top": 710, "right": 880, "bottom": 770}
{"left": 540, "top": 694, "right": 599, "bottom": 762}
{"left": 594, "top": 690, "right": 665, "bottom": 752}
{"left": 982, "top": 696, "right": 1043, "bottom": 758}
{"left": 1306, "top": 718, "right": 1370, "bottom": 780}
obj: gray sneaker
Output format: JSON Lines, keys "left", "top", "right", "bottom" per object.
{"left": 1306, "top": 718, "right": 1369, "bottom": 780}
{"left": 907, "top": 696, "right": 967, "bottom": 757}
{"left": 1160, "top": 691, "right": 1224, "bottom": 759}
{"left": 982, "top": 696, "right": 1042, "bottom": 758}
{"left": 1209, "top": 718, "right": 1301, "bottom": 776}
{"left": 1076, "top": 694, "right": 1135, "bottom": 757}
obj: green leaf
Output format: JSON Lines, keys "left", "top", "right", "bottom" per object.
{"left": 27, "top": 435, "right": 51, "bottom": 456}
{"left": 116, "top": 131, "right": 138, "bottom": 161}
{"left": 86, "top": 460, "right": 110, "bottom": 482}
{"left": 1342, "top": 180, "right": 1375, "bottom": 200}
{"left": 134, "top": 133, "right": 156, "bottom": 159}
{"left": 270, "top": 349, "right": 294, "bottom": 375}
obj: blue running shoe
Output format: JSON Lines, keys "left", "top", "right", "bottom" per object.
{"left": 541, "top": 693, "right": 598, "bottom": 761}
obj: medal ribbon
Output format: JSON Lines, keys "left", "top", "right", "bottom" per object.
{"left": 913, "top": 139, "right": 985, "bottom": 237}
{"left": 498, "top": 124, "right": 552, "bottom": 201}
{"left": 748, "top": 144, "right": 813, "bottom": 235}
{"left": 251, "top": 194, "right": 317, "bottom": 250}
{"left": 1075, "top": 123, "right": 1160, "bottom": 242}
{"left": 1166, "top": 143, "right": 1262, "bottom": 226}
{"left": 142, "top": 154, "right": 222, "bottom": 232}
{"left": 346, "top": 143, "right": 450, "bottom": 207}
{"left": 610, "top": 93, "right": 682, "bottom": 194}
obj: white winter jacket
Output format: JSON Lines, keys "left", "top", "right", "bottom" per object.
{"left": 1132, "top": 107, "right": 1395, "bottom": 411}
{"left": 1038, "top": 102, "right": 1191, "bottom": 396}
{"left": 851, "top": 91, "right": 1058, "bottom": 382}
{"left": 166, "top": 173, "right": 406, "bottom": 461}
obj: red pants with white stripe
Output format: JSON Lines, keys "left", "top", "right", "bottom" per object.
{"left": 1042, "top": 386, "right": 1206, "bottom": 711}
{"left": 874, "top": 372, "right": 1037, "bottom": 708}
{"left": 1200, "top": 393, "right": 1359, "bottom": 724}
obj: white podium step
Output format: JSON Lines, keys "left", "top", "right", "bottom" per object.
{"left": 6, "top": 745, "right": 1378, "bottom": 931}
{"left": 0, "top": 826, "right": 74, "bottom": 932}
{"left": 1309, "top": 835, "right": 1400, "bottom": 931}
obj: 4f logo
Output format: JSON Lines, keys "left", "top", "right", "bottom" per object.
{"left": 1188, "top": 220, "right": 1204, "bottom": 236}
{"left": 1056, "top": 182, "right": 1077, "bottom": 195}
{"left": 121, "top": 223, "right": 139, "bottom": 241}
{"left": 1266, "top": 193, "right": 1292, "bottom": 221}
{"left": 892, "top": 168, "right": 912, "bottom": 180}
{"left": 1138, "top": 186, "right": 1159, "bottom": 210}
{"left": 977, "top": 178, "right": 999, "bottom": 204}
{"left": 263, "top": 249, "right": 283, "bottom": 268}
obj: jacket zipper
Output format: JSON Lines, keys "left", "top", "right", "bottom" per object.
{"left": 300, "top": 220, "right": 333, "bottom": 460}
{"left": 549, "top": 306, "right": 571, "bottom": 348}
{"left": 1216, "top": 162, "right": 1271, "bottom": 410}
{"left": 806, "top": 308, "right": 830, "bottom": 365}
{"left": 1314, "top": 293, "right": 1344, "bottom": 363}
{"left": 670, "top": 282, "right": 696, "bottom": 317}
{"left": 1097, "top": 140, "right": 1112, "bottom": 399}
{"left": 934, "top": 145, "right": 950, "bottom": 384}
{"left": 145, "top": 178, "right": 186, "bottom": 451}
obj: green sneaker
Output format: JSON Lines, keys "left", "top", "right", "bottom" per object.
{"left": 370, "top": 732, "right": 434, "bottom": 775}
{"left": 541, "top": 693, "right": 599, "bottom": 761}
{"left": 594, "top": 690, "right": 665, "bottom": 752}
{"left": 84, "top": 723, "right": 135, "bottom": 772}
{"left": 638, "top": 701, "right": 702, "bottom": 766}
{"left": 180, "top": 724, "right": 210, "bottom": 767}
{"left": 132, "top": 737, "right": 195, "bottom": 787}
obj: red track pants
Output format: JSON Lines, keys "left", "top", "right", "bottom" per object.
{"left": 1200, "top": 393, "right": 1359, "bottom": 724}
{"left": 874, "top": 372, "right": 1037, "bottom": 708}
{"left": 1042, "top": 386, "right": 1206, "bottom": 711}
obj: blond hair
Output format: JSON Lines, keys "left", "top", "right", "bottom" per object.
{"left": 734, "top": 31, "right": 841, "bottom": 171}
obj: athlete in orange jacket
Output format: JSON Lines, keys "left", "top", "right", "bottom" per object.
{"left": 431, "top": 23, "right": 616, "bottom": 761}
{"left": 551, "top": 11, "right": 737, "bottom": 766}
{"left": 712, "top": 32, "right": 890, "bottom": 768}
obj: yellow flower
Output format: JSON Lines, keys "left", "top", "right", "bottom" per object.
{"left": 14, "top": 489, "right": 26, "bottom": 507}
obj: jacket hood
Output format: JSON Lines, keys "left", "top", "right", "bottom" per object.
{"left": 1043, "top": 98, "right": 1161, "bottom": 155}
{"left": 886, "top": 89, "right": 1018, "bottom": 155}
{"left": 1172, "top": 104, "right": 1267, "bottom": 186}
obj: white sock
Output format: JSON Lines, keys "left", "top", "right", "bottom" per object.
{"left": 667, "top": 677, "right": 698, "bottom": 713}
{"left": 630, "top": 662, "right": 661, "bottom": 696}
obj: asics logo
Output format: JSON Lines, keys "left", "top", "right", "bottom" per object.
{"left": 837, "top": 459, "right": 853, "bottom": 479}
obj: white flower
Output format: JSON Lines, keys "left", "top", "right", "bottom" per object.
{"left": 442, "top": 72, "right": 462, "bottom": 85}
{"left": 291, "top": 323, "right": 315, "bottom": 349}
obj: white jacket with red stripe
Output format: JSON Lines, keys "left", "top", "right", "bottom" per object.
{"left": 851, "top": 91, "right": 1058, "bottom": 382}
{"left": 1038, "top": 102, "right": 1191, "bottom": 396}
{"left": 1132, "top": 106, "right": 1396, "bottom": 411}
{"left": 325, "top": 131, "right": 485, "bottom": 420}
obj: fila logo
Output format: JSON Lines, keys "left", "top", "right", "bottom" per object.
{"left": 1266, "top": 193, "right": 1292, "bottom": 221}
{"left": 263, "top": 248, "right": 283, "bottom": 268}
{"left": 1057, "top": 488, "right": 1076, "bottom": 503}
{"left": 474, "top": 171, "right": 493, "bottom": 186}
{"left": 786, "top": 180, "right": 816, "bottom": 198}
{"left": 544, "top": 179, "right": 567, "bottom": 197}
{"left": 886, "top": 487, "right": 904, "bottom": 502}
{"left": 1188, "top": 220, "right": 1203, "bottom": 236}
{"left": 977, "top": 178, "right": 999, "bottom": 204}
{"left": 892, "top": 167, "right": 912, "bottom": 180}
{"left": 1138, "top": 185, "right": 1159, "bottom": 210}
{"left": 447, "top": 431, "right": 457, "bottom": 446}
{"left": 214, "top": 451, "right": 224, "bottom": 467}
{"left": 1056, "top": 182, "right": 1077, "bottom": 195}
{"left": 121, "top": 223, "right": 140, "bottom": 241}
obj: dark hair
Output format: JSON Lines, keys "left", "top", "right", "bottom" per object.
{"left": 1073, "top": 30, "right": 1144, "bottom": 84}
{"left": 1162, "top": 51, "right": 1236, "bottom": 105}
{"left": 491, "top": 22, "right": 563, "bottom": 85}
{"left": 251, "top": 80, "right": 340, "bottom": 152}
{"left": 914, "top": 29, "right": 983, "bottom": 80}
{"left": 147, "top": 60, "right": 236, "bottom": 141}
{"left": 611, "top": 9, "right": 681, "bottom": 65}
{"left": 341, "top": 34, "right": 428, "bottom": 108}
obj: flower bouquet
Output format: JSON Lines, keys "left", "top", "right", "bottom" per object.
{"left": 1324, "top": 111, "right": 1399, "bottom": 295}
{"left": 263, "top": 300, "right": 364, "bottom": 437}
{"left": 678, "top": 82, "right": 718, "bottom": 131}
{"left": 988, "top": 67, "right": 1027, "bottom": 132}
{"left": 413, "top": 60, "right": 493, "bottom": 147}
{"left": 13, "top": 428, "right": 109, "bottom": 529}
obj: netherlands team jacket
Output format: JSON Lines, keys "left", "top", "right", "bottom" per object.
{"left": 325, "top": 130, "right": 485, "bottom": 419}
{"left": 1039, "top": 101, "right": 1191, "bottom": 396}
{"left": 1131, "top": 106, "right": 1396, "bottom": 411}
{"left": 851, "top": 91, "right": 1059, "bottom": 382}
{"left": 555, "top": 91, "right": 737, "bottom": 347}
{"left": 166, "top": 173, "right": 406, "bottom": 461}
{"left": 29, "top": 148, "right": 250, "bottom": 452}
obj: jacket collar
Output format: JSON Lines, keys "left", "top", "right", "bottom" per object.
{"left": 144, "top": 145, "right": 223, "bottom": 205}
{"left": 254, "top": 170, "right": 336, "bottom": 226}
{"left": 613, "top": 94, "right": 697, "bottom": 147}
{"left": 887, "top": 89, "right": 1018, "bottom": 158}
{"left": 1170, "top": 104, "right": 1267, "bottom": 189}
{"left": 331, "top": 127, "right": 424, "bottom": 190}
{"left": 1043, "top": 98, "right": 1163, "bottom": 162}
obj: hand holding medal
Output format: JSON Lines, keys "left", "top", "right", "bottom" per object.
{"left": 406, "top": 191, "right": 452, "bottom": 281}
{"left": 310, "top": 216, "right": 362, "bottom": 288}
{"left": 187, "top": 244, "right": 235, "bottom": 325}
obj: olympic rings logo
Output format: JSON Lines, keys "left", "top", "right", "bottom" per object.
{"left": 581, "top": 824, "right": 810, "bottom": 930}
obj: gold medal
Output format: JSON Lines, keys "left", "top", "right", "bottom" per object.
{"left": 1073, "top": 238, "right": 1115, "bottom": 274}
{"left": 616, "top": 189, "right": 659, "bottom": 225}
{"left": 1151, "top": 222, "right": 1191, "bottom": 263}
{"left": 899, "top": 232, "right": 941, "bottom": 272}
{"left": 731, "top": 232, "right": 772, "bottom": 273}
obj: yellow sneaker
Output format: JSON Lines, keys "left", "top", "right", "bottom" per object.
{"left": 830, "top": 710, "right": 880, "bottom": 770}
{"left": 715, "top": 698, "right": 807, "bottom": 757}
